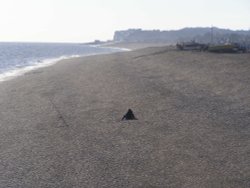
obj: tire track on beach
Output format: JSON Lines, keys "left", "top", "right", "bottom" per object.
{"left": 48, "top": 97, "right": 69, "bottom": 127}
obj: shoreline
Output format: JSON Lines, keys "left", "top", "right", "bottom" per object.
{"left": 0, "top": 46, "right": 249, "bottom": 187}
{"left": 0, "top": 42, "right": 167, "bottom": 83}
{"left": 0, "top": 46, "right": 128, "bottom": 83}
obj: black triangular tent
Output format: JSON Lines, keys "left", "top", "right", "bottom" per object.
{"left": 122, "top": 109, "right": 137, "bottom": 120}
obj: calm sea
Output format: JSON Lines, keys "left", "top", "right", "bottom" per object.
{"left": 0, "top": 42, "right": 123, "bottom": 81}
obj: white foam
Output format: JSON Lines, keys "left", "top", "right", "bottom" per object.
{"left": 0, "top": 55, "right": 80, "bottom": 82}
{"left": 102, "top": 46, "right": 132, "bottom": 52}
{"left": 0, "top": 47, "right": 127, "bottom": 83}
{"left": 96, "top": 44, "right": 132, "bottom": 52}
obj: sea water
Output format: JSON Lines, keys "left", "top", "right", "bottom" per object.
{"left": 0, "top": 42, "right": 123, "bottom": 81}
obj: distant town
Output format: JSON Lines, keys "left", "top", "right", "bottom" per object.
{"left": 113, "top": 27, "right": 250, "bottom": 45}
{"left": 87, "top": 27, "right": 250, "bottom": 52}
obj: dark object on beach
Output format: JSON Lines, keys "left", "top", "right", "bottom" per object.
{"left": 122, "top": 109, "right": 137, "bottom": 120}
{"left": 208, "top": 43, "right": 247, "bottom": 53}
{"left": 176, "top": 41, "right": 208, "bottom": 51}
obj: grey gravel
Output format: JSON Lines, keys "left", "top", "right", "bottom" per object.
{"left": 0, "top": 47, "right": 249, "bottom": 188}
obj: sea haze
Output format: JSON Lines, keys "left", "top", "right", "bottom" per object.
{"left": 0, "top": 42, "right": 121, "bottom": 81}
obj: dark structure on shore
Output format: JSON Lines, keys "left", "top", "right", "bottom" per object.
{"left": 176, "top": 41, "right": 208, "bottom": 51}
{"left": 207, "top": 43, "right": 247, "bottom": 53}
{"left": 176, "top": 42, "right": 247, "bottom": 53}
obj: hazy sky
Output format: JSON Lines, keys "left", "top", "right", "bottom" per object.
{"left": 0, "top": 0, "right": 249, "bottom": 42}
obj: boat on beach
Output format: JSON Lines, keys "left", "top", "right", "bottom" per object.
{"left": 176, "top": 41, "right": 208, "bottom": 51}
{"left": 208, "top": 43, "right": 247, "bottom": 53}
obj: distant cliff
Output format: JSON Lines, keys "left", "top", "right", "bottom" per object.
{"left": 113, "top": 28, "right": 250, "bottom": 44}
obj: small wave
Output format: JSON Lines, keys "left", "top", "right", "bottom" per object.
{"left": 0, "top": 55, "right": 80, "bottom": 82}
{"left": 0, "top": 46, "right": 124, "bottom": 83}
{"left": 104, "top": 47, "right": 131, "bottom": 51}
{"left": 97, "top": 45, "right": 131, "bottom": 52}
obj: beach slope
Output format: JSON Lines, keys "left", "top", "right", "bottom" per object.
{"left": 0, "top": 47, "right": 249, "bottom": 187}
